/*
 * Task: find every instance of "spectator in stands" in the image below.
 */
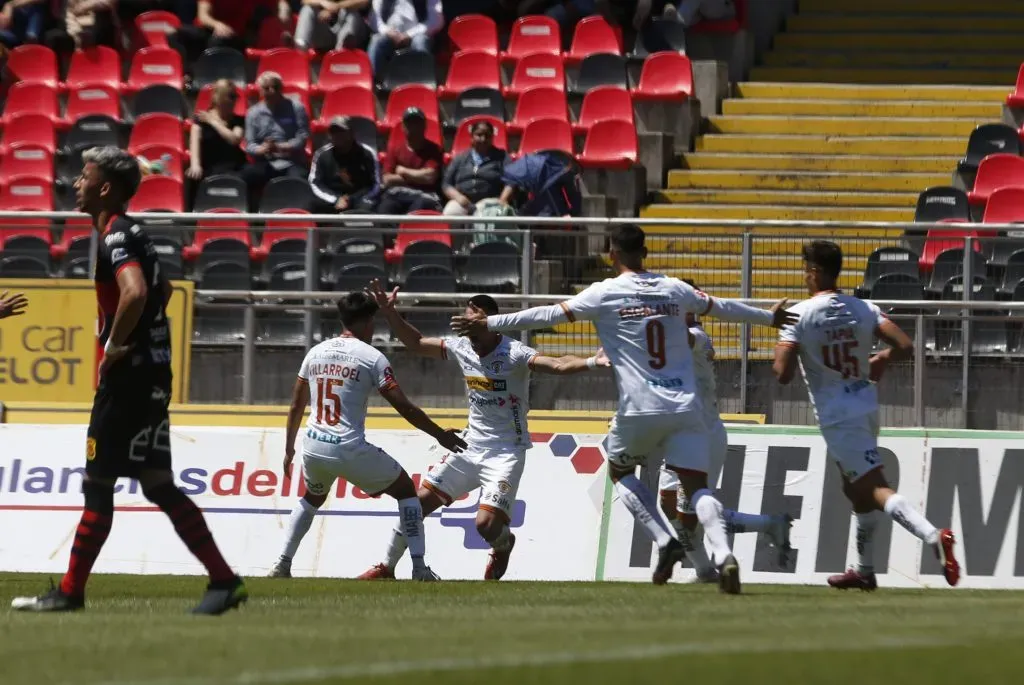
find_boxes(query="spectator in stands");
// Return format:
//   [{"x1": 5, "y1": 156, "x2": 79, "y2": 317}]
[
  {"x1": 366, "y1": 0, "x2": 442, "y2": 76},
  {"x1": 442, "y1": 120, "x2": 506, "y2": 218},
  {"x1": 46, "y1": 0, "x2": 117, "y2": 53},
  {"x1": 595, "y1": 0, "x2": 665, "y2": 30},
  {"x1": 293, "y1": 0, "x2": 369, "y2": 51},
  {"x1": 309, "y1": 116, "x2": 379, "y2": 214},
  {"x1": 187, "y1": 79, "x2": 246, "y2": 182},
  {"x1": 0, "y1": 0, "x2": 46, "y2": 48},
  {"x1": 664, "y1": 0, "x2": 735, "y2": 26},
  {"x1": 497, "y1": 0, "x2": 597, "y2": 40},
  {"x1": 241, "y1": 71, "x2": 311, "y2": 204},
  {"x1": 377, "y1": 107, "x2": 442, "y2": 215},
  {"x1": 178, "y1": 0, "x2": 292, "y2": 62}
]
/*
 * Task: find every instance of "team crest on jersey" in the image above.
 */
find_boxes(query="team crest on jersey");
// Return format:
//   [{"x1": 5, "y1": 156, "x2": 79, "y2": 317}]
[
  {"x1": 486, "y1": 360, "x2": 504, "y2": 375},
  {"x1": 86, "y1": 438, "x2": 96, "y2": 461},
  {"x1": 465, "y1": 376, "x2": 507, "y2": 392}
]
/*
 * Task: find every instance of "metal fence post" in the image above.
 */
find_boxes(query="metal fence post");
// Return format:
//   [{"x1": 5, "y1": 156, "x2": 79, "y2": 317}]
[
  {"x1": 242, "y1": 302, "x2": 255, "y2": 404},
  {"x1": 520, "y1": 228, "x2": 532, "y2": 345},
  {"x1": 914, "y1": 313, "x2": 925, "y2": 427},
  {"x1": 962, "y1": 236, "x2": 973, "y2": 428},
  {"x1": 738, "y1": 232, "x2": 753, "y2": 413},
  {"x1": 303, "y1": 227, "x2": 317, "y2": 349}
]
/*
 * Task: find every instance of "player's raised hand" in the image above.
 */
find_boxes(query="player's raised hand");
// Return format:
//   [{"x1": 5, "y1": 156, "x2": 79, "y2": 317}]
[
  {"x1": 367, "y1": 278, "x2": 399, "y2": 310},
  {"x1": 436, "y1": 428, "x2": 468, "y2": 453},
  {"x1": 0, "y1": 291, "x2": 27, "y2": 320},
  {"x1": 593, "y1": 347, "x2": 611, "y2": 367},
  {"x1": 770, "y1": 299, "x2": 798, "y2": 329},
  {"x1": 450, "y1": 310, "x2": 488, "y2": 337}
]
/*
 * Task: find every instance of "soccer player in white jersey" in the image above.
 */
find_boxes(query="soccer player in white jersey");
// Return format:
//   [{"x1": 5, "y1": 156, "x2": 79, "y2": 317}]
[
  {"x1": 358, "y1": 281, "x2": 609, "y2": 580},
  {"x1": 268, "y1": 292, "x2": 468, "y2": 580},
  {"x1": 658, "y1": 283, "x2": 792, "y2": 582},
  {"x1": 773, "y1": 241, "x2": 960, "y2": 590},
  {"x1": 452, "y1": 224, "x2": 796, "y2": 592}
]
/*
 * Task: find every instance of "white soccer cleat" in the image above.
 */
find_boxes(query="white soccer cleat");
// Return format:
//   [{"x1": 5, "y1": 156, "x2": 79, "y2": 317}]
[
  {"x1": 411, "y1": 565, "x2": 441, "y2": 581},
  {"x1": 766, "y1": 514, "x2": 793, "y2": 566},
  {"x1": 268, "y1": 558, "x2": 292, "y2": 578}
]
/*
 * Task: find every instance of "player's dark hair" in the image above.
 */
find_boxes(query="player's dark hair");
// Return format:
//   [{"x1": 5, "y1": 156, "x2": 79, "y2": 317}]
[
  {"x1": 337, "y1": 291, "x2": 379, "y2": 328},
  {"x1": 82, "y1": 146, "x2": 142, "y2": 201},
  {"x1": 467, "y1": 294, "x2": 499, "y2": 316},
  {"x1": 609, "y1": 224, "x2": 645, "y2": 255},
  {"x1": 802, "y1": 240, "x2": 843, "y2": 280},
  {"x1": 682, "y1": 278, "x2": 697, "y2": 289}
]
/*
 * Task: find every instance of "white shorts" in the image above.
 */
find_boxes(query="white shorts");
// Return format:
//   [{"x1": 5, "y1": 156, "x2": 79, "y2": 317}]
[
  {"x1": 604, "y1": 411, "x2": 709, "y2": 473},
  {"x1": 423, "y1": 445, "x2": 525, "y2": 520},
  {"x1": 658, "y1": 417, "x2": 727, "y2": 493},
  {"x1": 821, "y1": 412, "x2": 881, "y2": 483},
  {"x1": 301, "y1": 435, "x2": 402, "y2": 497}
]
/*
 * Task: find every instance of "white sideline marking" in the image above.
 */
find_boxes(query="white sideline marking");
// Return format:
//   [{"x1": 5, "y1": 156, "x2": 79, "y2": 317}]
[{"x1": 88, "y1": 636, "x2": 955, "y2": 685}]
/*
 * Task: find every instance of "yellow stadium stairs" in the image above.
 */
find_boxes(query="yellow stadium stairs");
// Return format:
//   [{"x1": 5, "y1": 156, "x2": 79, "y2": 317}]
[{"x1": 536, "y1": 0, "x2": 1020, "y2": 360}]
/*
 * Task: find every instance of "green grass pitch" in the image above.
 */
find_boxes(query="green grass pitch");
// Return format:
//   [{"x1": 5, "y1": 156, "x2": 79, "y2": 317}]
[{"x1": 1, "y1": 573, "x2": 1021, "y2": 685}]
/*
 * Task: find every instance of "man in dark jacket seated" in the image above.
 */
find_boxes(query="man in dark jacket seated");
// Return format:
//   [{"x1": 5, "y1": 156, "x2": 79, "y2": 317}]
[{"x1": 309, "y1": 116, "x2": 380, "y2": 214}]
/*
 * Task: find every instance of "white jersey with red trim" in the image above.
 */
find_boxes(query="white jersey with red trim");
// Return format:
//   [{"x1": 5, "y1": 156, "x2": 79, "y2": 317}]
[
  {"x1": 298, "y1": 335, "x2": 398, "y2": 446},
  {"x1": 690, "y1": 325, "x2": 720, "y2": 424},
  {"x1": 562, "y1": 272, "x2": 713, "y2": 417},
  {"x1": 441, "y1": 335, "x2": 537, "y2": 449},
  {"x1": 778, "y1": 292, "x2": 886, "y2": 427}
]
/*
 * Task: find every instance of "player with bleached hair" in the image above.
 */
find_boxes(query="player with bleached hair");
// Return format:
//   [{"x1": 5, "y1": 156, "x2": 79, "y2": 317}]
[
  {"x1": 452, "y1": 224, "x2": 796, "y2": 592},
  {"x1": 773, "y1": 240, "x2": 959, "y2": 590}
]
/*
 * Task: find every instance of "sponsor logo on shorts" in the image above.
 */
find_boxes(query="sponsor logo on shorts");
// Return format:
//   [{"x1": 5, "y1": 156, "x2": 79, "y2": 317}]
[
  {"x1": 85, "y1": 438, "x2": 96, "y2": 461},
  {"x1": 307, "y1": 428, "x2": 342, "y2": 445},
  {"x1": 481, "y1": 490, "x2": 510, "y2": 512},
  {"x1": 465, "y1": 376, "x2": 507, "y2": 392},
  {"x1": 646, "y1": 377, "x2": 684, "y2": 389}
]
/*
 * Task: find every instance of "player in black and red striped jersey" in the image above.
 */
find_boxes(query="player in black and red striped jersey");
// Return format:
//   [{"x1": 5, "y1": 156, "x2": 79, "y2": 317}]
[{"x1": 12, "y1": 147, "x2": 247, "y2": 615}]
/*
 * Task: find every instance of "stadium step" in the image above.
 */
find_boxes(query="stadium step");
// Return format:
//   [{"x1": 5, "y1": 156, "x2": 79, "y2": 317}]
[
  {"x1": 788, "y1": 14, "x2": 1024, "y2": 33},
  {"x1": 734, "y1": 82, "x2": 1008, "y2": 102},
  {"x1": 679, "y1": 153, "x2": 957, "y2": 174},
  {"x1": 597, "y1": 253, "x2": 870, "y2": 272},
  {"x1": 695, "y1": 134, "x2": 967, "y2": 156},
  {"x1": 774, "y1": 32, "x2": 1022, "y2": 52},
  {"x1": 763, "y1": 51, "x2": 1024, "y2": 71},
  {"x1": 641, "y1": 204, "x2": 913, "y2": 222},
  {"x1": 654, "y1": 189, "x2": 919, "y2": 207},
  {"x1": 721, "y1": 99, "x2": 1002, "y2": 118},
  {"x1": 707, "y1": 116, "x2": 989, "y2": 137},
  {"x1": 750, "y1": 67, "x2": 1016, "y2": 86},
  {"x1": 667, "y1": 170, "x2": 949, "y2": 192},
  {"x1": 644, "y1": 236, "x2": 896, "y2": 257}
]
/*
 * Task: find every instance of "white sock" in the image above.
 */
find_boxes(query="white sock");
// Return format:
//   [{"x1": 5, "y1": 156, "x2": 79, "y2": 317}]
[
  {"x1": 723, "y1": 509, "x2": 773, "y2": 534},
  {"x1": 691, "y1": 488, "x2": 732, "y2": 566},
  {"x1": 614, "y1": 475, "x2": 674, "y2": 548},
  {"x1": 490, "y1": 524, "x2": 512, "y2": 551},
  {"x1": 398, "y1": 497, "x2": 426, "y2": 566},
  {"x1": 884, "y1": 493, "x2": 939, "y2": 545},
  {"x1": 384, "y1": 526, "x2": 408, "y2": 571},
  {"x1": 855, "y1": 511, "x2": 879, "y2": 574},
  {"x1": 671, "y1": 520, "x2": 714, "y2": 575},
  {"x1": 281, "y1": 498, "x2": 318, "y2": 560}
]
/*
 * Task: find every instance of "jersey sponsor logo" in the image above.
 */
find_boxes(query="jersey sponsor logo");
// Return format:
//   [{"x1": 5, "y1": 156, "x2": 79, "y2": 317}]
[
  {"x1": 85, "y1": 437, "x2": 96, "y2": 461},
  {"x1": 468, "y1": 395, "x2": 505, "y2": 407},
  {"x1": 104, "y1": 232, "x2": 125, "y2": 247},
  {"x1": 465, "y1": 376, "x2": 507, "y2": 392},
  {"x1": 646, "y1": 377, "x2": 684, "y2": 389},
  {"x1": 618, "y1": 302, "x2": 681, "y2": 320},
  {"x1": 110, "y1": 247, "x2": 128, "y2": 263}
]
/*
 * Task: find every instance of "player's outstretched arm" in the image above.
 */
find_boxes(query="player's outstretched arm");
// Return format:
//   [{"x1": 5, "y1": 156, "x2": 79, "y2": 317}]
[
  {"x1": 869, "y1": 318, "x2": 914, "y2": 382},
  {"x1": 379, "y1": 384, "x2": 468, "y2": 454},
  {"x1": 529, "y1": 348, "x2": 610, "y2": 375},
  {"x1": 283, "y1": 377, "x2": 308, "y2": 474},
  {"x1": 367, "y1": 278, "x2": 445, "y2": 358},
  {"x1": 706, "y1": 297, "x2": 798, "y2": 329},
  {"x1": 0, "y1": 291, "x2": 27, "y2": 320}
]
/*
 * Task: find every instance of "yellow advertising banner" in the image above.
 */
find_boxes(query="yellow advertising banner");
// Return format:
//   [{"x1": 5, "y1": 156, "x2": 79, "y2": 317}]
[{"x1": 0, "y1": 279, "x2": 193, "y2": 403}]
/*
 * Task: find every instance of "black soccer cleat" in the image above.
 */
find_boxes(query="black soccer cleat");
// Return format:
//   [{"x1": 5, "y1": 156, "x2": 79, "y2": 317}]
[
  {"x1": 11, "y1": 579, "x2": 85, "y2": 613},
  {"x1": 191, "y1": 576, "x2": 248, "y2": 616},
  {"x1": 652, "y1": 537, "x2": 686, "y2": 585},
  {"x1": 718, "y1": 554, "x2": 742, "y2": 595}
]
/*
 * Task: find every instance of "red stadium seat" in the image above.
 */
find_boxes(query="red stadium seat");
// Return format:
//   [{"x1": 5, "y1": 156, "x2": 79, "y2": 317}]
[
  {"x1": 1, "y1": 82, "x2": 59, "y2": 124},
  {"x1": 438, "y1": 50, "x2": 502, "y2": 98},
  {"x1": 3, "y1": 45, "x2": 59, "y2": 87},
  {"x1": 572, "y1": 86, "x2": 634, "y2": 135},
  {"x1": 507, "y1": 53, "x2": 565, "y2": 97},
  {"x1": 129, "y1": 113, "x2": 185, "y2": 153},
  {"x1": 983, "y1": 186, "x2": 1024, "y2": 224},
  {"x1": 255, "y1": 209, "x2": 314, "y2": 258},
  {"x1": 502, "y1": 16, "x2": 561, "y2": 64},
  {"x1": 509, "y1": 86, "x2": 568, "y2": 133},
  {"x1": 314, "y1": 85, "x2": 376, "y2": 132},
  {"x1": 128, "y1": 175, "x2": 184, "y2": 212},
  {"x1": 125, "y1": 45, "x2": 184, "y2": 93},
  {"x1": 447, "y1": 14, "x2": 498, "y2": 55},
  {"x1": 133, "y1": 144, "x2": 186, "y2": 182},
  {"x1": 577, "y1": 118, "x2": 638, "y2": 170},
  {"x1": 450, "y1": 116, "x2": 507, "y2": 157},
  {"x1": 183, "y1": 209, "x2": 252, "y2": 261},
  {"x1": 246, "y1": 16, "x2": 300, "y2": 58},
  {"x1": 381, "y1": 84, "x2": 440, "y2": 131},
  {"x1": 0, "y1": 113, "x2": 57, "y2": 154},
  {"x1": 634, "y1": 52, "x2": 694, "y2": 102},
  {"x1": 690, "y1": 0, "x2": 746, "y2": 33},
  {"x1": 919, "y1": 225, "x2": 987, "y2": 273},
  {"x1": 518, "y1": 117, "x2": 574, "y2": 156},
  {"x1": 1008, "y1": 64, "x2": 1024, "y2": 109},
  {"x1": 64, "y1": 46, "x2": 121, "y2": 90},
  {"x1": 0, "y1": 144, "x2": 54, "y2": 184},
  {"x1": 196, "y1": 83, "x2": 248, "y2": 117},
  {"x1": 0, "y1": 174, "x2": 54, "y2": 249},
  {"x1": 63, "y1": 84, "x2": 121, "y2": 126},
  {"x1": 251, "y1": 48, "x2": 311, "y2": 95},
  {"x1": 565, "y1": 15, "x2": 622, "y2": 66},
  {"x1": 133, "y1": 10, "x2": 181, "y2": 48},
  {"x1": 967, "y1": 153, "x2": 1024, "y2": 206},
  {"x1": 386, "y1": 210, "x2": 451, "y2": 263},
  {"x1": 315, "y1": 49, "x2": 373, "y2": 94}
]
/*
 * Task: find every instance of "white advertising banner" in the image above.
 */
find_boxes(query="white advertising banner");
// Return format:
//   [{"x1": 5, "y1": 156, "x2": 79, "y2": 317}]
[{"x1": 1, "y1": 424, "x2": 1022, "y2": 589}]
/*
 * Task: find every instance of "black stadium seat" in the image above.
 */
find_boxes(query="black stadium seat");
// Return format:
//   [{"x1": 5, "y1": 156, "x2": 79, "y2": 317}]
[
  {"x1": 192, "y1": 47, "x2": 246, "y2": 90},
  {"x1": 259, "y1": 177, "x2": 314, "y2": 213},
  {"x1": 572, "y1": 53, "x2": 629, "y2": 94},
  {"x1": 328, "y1": 261, "x2": 386, "y2": 293},
  {"x1": 404, "y1": 263, "x2": 456, "y2": 293},
  {"x1": 194, "y1": 260, "x2": 251, "y2": 340},
  {"x1": 193, "y1": 173, "x2": 248, "y2": 213},
  {"x1": 0, "y1": 255, "x2": 49, "y2": 278},
  {"x1": 461, "y1": 241, "x2": 521, "y2": 290},
  {"x1": 914, "y1": 187, "x2": 970, "y2": 224},
  {"x1": 870, "y1": 273, "x2": 923, "y2": 302},
  {"x1": 263, "y1": 263, "x2": 307, "y2": 343},
  {"x1": 632, "y1": 19, "x2": 687, "y2": 58},
  {"x1": 938, "y1": 276, "x2": 1006, "y2": 354},
  {"x1": 999, "y1": 250, "x2": 1024, "y2": 296},
  {"x1": 958, "y1": 123, "x2": 1021, "y2": 175},
  {"x1": 379, "y1": 49, "x2": 437, "y2": 91},
  {"x1": 856, "y1": 246, "x2": 919, "y2": 298},
  {"x1": 131, "y1": 84, "x2": 187, "y2": 120},
  {"x1": 398, "y1": 241, "x2": 454, "y2": 283},
  {"x1": 926, "y1": 248, "x2": 987, "y2": 295},
  {"x1": 453, "y1": 87, "x2": 506, "y2": 123}
]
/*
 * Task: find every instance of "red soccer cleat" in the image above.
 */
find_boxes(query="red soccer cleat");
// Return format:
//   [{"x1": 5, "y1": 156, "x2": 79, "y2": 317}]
[
  {"x1": 936, "y1": 528, "x2": 960, "y2": 587},
  {"x1": 828, "y1": 568, "x2": 878, "y2": 591},
  {"x1": 484, "y1": 533, "x2": 516, "y2": 580},
  {"x1": 357, "y1": 563, "x2": 395, "y2": 580}
]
